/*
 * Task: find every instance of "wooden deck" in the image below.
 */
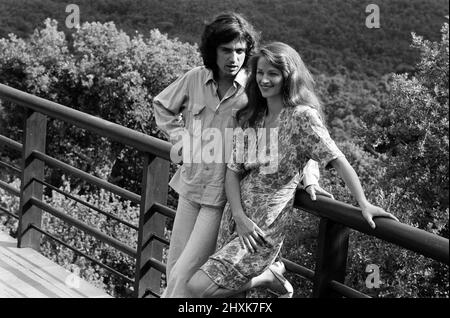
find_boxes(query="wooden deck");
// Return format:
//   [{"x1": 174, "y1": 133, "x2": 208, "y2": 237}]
[{"x1": 0, "y1": 231, "x2": 112, "y2": 298}]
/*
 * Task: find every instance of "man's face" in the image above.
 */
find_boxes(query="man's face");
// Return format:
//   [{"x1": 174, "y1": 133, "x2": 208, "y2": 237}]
[{"x1": 216, "y1": 39, "x2": 247, "y2": 80}]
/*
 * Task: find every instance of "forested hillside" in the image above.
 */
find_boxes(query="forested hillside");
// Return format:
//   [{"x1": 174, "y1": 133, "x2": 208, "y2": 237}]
[{"x1": 1, "y1": 0, "x2": 448, "y2": 78}]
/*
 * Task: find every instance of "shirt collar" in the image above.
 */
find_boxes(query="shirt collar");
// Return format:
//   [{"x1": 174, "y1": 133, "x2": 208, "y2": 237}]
[
  {"x1": 234, "y1": 68, "x2": 247, "y2": 88},
  {"x1": 204, "y1": 68, "x2": 248, "y2": 88},
  {"x1": 204, "y1": 68, "x2": 215, "y2": 85}
]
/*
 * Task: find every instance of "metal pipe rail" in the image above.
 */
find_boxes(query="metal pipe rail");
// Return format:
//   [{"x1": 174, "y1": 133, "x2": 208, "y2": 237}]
[
  {"x1": 150, "y1": 202, "x2": 176, "y2": 219},
  {"x1": 32, "y1": 150, "x2": 141, "y2": 203},
  {"x1": 28, "y1": 225, "x2": 135, "y2": 284},
  {"x1": 33, "y1": 178, "x2": 139, "y2": 231},
  {"x1": 0, "y1": 135, "x2": 22, "y2": 152},
  {"x1": 0, "y1": 206, "x2": 19, "y2": 219},
  {"x1": 30, "y1": 197, "x2": 137, "y2": 258},
  {"x1": 0, "y1": 179, "x2": 20, "y2": 197},
  {"x1": 0, "y1": 160, "x2": 21, "y2": 174}
]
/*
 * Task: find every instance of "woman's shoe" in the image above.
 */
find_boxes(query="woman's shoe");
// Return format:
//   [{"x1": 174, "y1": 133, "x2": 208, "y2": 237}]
[{"x1": 266, "y1": 262, "x2": 294, "y2": 298}]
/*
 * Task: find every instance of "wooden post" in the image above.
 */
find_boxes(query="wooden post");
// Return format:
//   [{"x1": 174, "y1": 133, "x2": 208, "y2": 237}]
[
  {"x1": 135, "y1": 154, "x2": 169, "y2": 298},
  {"x1": 313, "y1": 218, "x2": 350, "y2": 298},
  {"x1": 18, "y1": 110, "x2": 47, "y2": 250}
]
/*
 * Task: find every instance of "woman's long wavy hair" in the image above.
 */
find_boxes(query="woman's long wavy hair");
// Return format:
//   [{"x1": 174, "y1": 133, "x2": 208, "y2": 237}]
[{"x1": 236, "y1": 42, "x2": 323, "y2": 127}]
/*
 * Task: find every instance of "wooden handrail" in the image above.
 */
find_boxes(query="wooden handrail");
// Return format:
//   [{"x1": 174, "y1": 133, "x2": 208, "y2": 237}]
[
  {"x1": 295, "y1": 191, "x2": 449, "y2": 265},
  {"x1": 0, "y1": 84, "x2": 172, "y2": 161}
]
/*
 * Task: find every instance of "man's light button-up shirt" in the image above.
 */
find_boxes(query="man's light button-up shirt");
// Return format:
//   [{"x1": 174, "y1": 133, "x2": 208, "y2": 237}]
[{"x1": 153, "y1": 66, "x2": 248, "y2": 207}]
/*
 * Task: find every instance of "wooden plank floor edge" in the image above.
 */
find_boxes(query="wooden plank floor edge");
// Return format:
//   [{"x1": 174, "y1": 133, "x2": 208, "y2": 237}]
[{"x1": 0, "y1": 231, "x2": 112, "y2": 298}]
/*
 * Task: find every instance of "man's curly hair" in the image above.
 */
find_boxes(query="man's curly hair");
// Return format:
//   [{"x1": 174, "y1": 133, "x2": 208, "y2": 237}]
[{"x1": 200, "y1": 12, "x2": 260, "y2": 76}]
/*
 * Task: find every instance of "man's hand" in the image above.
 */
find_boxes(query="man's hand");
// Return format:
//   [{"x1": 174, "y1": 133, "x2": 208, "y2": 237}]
[{"x1": 305, "y1": 184, "x2": 334, "y2": 201}]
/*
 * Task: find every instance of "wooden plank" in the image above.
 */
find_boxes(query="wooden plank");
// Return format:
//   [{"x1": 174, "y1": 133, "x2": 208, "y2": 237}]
[
  {"x1": 312, "y1": 218, "x2": 350, "y2": 298},
  {"x1": 135, "y1": 155, "x2": 170, "y2": 298},
  {"x1": 18, "y1": 110, "x2": 46, "y2": 250},
  {"x1": 0, "y1": 231, "x2": 112, "y2": 298}
]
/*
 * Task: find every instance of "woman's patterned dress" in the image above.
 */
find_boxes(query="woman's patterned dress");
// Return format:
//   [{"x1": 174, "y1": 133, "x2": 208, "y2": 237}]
[{"x1": 200, "y1": 105, "x2": 345, "y2": 290}]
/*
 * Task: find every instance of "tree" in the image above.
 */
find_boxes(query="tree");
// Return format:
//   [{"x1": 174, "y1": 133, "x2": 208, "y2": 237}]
[
  {"x1": 365, "y1": 20, "x2": 449, "y2": 232},
  {"x1": 357, "y1": 19, "x2": 449, "y2": 298},
  {"x1": 0, "y1": 19, "x2": 202, "y2": 195}
]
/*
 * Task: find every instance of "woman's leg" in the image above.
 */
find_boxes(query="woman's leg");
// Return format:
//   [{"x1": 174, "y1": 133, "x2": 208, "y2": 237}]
[
  {"x1": 163, "y1": 203, "x2": 223, "y2": 298},
  {"x1": 188, "y1": 262, "x2": 292, "y2": 298},
  {"x1": 187, "y1": 270, "x2": 260, "y2": 298}
]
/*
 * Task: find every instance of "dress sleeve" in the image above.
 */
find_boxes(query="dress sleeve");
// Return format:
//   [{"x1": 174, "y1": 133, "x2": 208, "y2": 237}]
[{"x1": 293, "y1": 107, "x2": 345, "y2": 169}]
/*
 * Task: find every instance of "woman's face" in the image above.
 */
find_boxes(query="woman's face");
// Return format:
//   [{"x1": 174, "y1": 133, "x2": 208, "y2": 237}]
[{"x1": 256, "y1": 57, "x2": 284, "y2": 99}]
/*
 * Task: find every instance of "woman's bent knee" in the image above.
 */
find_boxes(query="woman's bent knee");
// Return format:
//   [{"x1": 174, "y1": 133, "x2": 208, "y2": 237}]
[{"x1": 187, "y1": 271, "x2": 217, "y2": 298}]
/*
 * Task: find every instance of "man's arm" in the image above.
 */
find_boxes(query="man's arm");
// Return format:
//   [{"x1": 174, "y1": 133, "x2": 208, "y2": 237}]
[{"x1": 153, "y1": 72, "x2": 190, "y2": 144}]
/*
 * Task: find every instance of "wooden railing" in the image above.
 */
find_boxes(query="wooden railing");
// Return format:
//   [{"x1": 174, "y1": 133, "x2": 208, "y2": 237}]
[
  {"x1": 0, "y1": 83, "x2": 172, "y2": 298},
  {"x1": 0, "y1": 83, "x2": 448, "y2": 298}
]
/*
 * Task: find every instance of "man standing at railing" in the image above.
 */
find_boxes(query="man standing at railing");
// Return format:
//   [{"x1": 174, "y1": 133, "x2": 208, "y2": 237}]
[{"x1": 152, "y1": 12, "x2": 332, "y2": 298}]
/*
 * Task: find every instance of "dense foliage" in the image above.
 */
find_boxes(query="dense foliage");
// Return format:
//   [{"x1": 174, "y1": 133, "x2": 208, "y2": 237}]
[
  {"x1": 285, "y1": 21, "x2": 449, "y2": 298},
  {"x1": 0, "y1": 18, "x2": 200, "y2": 197},
  {"x1": 364, "y1": 22, "x2": 449, "y2": 232}
]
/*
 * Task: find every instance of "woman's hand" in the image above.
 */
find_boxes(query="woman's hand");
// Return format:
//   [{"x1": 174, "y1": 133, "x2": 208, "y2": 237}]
[
  {"x1": 360, "y1": 202, "x2": 399, "y2": 229},
  {"x1": 330, "y1": 157, "x2": 399, "y2": 229},
  {"x1": 234, "y1": 214, "x2": 269, "y2": 253},
  {"x1": 305, "y1": 184, "x2": 334, "y2": 201}
]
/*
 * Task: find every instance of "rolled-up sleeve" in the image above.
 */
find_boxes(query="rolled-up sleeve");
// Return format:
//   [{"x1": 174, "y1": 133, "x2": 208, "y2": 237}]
[
  {"x1": 153, "y1": 71, "x2": 190, "y2": 143},
  {"x1": 300, "y1": 159, "x2": 320, "y2": 188}
]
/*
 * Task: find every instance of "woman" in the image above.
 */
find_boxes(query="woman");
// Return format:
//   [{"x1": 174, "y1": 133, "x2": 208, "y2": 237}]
[{"x1": 186, "y1": 42, "x2": 399, "y2": 298}]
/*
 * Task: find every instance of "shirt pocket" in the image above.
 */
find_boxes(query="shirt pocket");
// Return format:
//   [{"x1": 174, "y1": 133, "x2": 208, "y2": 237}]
[{"x1": 185, "y1": 103, "x2": 207, "y2": 137}]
